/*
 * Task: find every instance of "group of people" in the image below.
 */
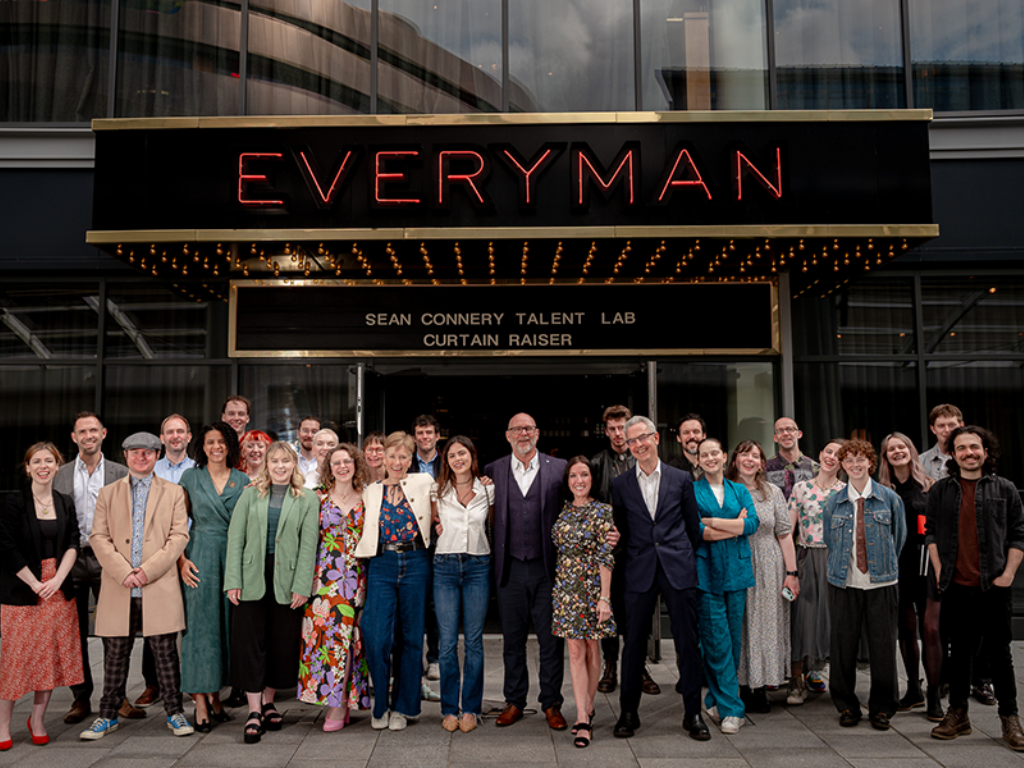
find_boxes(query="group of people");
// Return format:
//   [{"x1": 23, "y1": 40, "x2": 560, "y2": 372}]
[{"x1": 2, "y1": 397, "x2": 1023, "y2": 754}]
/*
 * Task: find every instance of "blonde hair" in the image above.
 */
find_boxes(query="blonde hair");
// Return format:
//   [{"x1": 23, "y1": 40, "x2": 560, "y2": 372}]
[
  {"x1": 384, "y1": 430, "x2": 416, "y2": 456},
  {"x1": 255, "y1": 441, "x2": 306, "y2": 498}
]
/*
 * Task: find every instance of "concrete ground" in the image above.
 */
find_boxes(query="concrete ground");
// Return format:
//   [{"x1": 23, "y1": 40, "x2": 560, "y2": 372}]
[{"x1": 2, "y1": 638, "x2": 1024, "y2": 768}]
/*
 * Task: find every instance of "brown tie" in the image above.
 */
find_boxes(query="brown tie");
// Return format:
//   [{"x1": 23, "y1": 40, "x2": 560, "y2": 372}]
[{"x1": 855, "y1": 497, "x2": 868, "y2": 574}]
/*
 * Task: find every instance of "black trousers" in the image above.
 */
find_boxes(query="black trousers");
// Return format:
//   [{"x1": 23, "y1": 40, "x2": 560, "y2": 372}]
[
  {"x1": 828, "y1": 583, "x2": 899, "y2": 718},
  {"x1": 600, "y1": 562, "x2": 627, "y2": 662},
  {"x1": 70, "y1": 548, "x2": 103, "y2": 703},
  {"x1": 496, "y1": 557, "x2": 564, "y2": 711},
  {"x1": 620, "y1": 561, "x2": 700, "y2": 715},
  {"x1": 230, "y1": 555, "x2": 303, "y2": 693},
  {"x1": 942, "y1": 581, "x2": 1018, "y2": 716}
]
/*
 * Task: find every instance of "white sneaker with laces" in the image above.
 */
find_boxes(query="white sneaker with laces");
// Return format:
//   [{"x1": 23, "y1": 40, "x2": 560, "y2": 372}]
[
  {"x1": 721, "y1": 716, "x2": 744, "y2": 734},
  {"x1": 389, "y1": 712, "x2": 408, "y2": 731}
]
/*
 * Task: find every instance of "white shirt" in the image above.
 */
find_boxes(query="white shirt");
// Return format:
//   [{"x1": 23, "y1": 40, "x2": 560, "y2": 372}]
[
  {"x1": 297, "y1": 451, "x2": 318, "y2": 477},
  {"x1": 708, "y1": 482, "x2": 725, "y2": 506},
  {"x1": 432, "y1": 479, "x2": 495, "y2": 555},
  {"x1": 636, "y1": 460, "x2": 662, "y2": 520},
  {"x1": 511, "y1": 453, "x2": 539, "y2": 496},
  {"x1": 74, "y1": 453, "x2": 106, "y2": 546},
  {"x1": 845, "y1": 479, "x2": 896, "y2": 590},
  {"x1": 303, "y1": 469, "x2": 321, "y2": 489}
]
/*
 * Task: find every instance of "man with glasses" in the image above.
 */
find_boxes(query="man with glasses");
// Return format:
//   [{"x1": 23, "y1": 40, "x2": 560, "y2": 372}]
[
  {"x1": 612, "y1": 416, "x2": 709, "y2": 741},
  {"x1": 766, "y1": 417, "x2": 819, "y2": 501},
  {"x1": 485, "y1": 413, "x2": 568, "y2": 730}
]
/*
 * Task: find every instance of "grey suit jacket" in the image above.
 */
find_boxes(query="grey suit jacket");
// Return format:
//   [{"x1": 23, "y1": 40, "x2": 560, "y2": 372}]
[{"x1": 54, "y1": 454, "x2": 129, "y2": 497}]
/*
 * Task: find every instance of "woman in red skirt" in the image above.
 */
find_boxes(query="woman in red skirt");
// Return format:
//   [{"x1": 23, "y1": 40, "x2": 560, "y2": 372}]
[{"x1": 0, "y1": 442, "x2": 84, "y2": 749}]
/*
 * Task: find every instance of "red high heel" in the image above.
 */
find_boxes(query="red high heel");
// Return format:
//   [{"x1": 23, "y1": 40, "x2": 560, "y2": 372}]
[
  {"x1": 27, "y1": 718, "x2": 49, "y2": 746},
  {"x1": 0, "y1": 738, "x2": 12, "y2": 751}
]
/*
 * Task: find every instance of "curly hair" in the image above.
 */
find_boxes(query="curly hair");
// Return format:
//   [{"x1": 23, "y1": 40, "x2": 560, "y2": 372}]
[
  {"x1": 945, "y1": 425, "x2": 999, "y2": 477},
  {"x1": 192, "y1": 421, "x2": 241, "y2": 468},
  {"x1": 837, "y1": 438, "x2": 877, "y2": 475},
  {"x1": 320, "y1": 444, "x2": 367, "y2": 495}
]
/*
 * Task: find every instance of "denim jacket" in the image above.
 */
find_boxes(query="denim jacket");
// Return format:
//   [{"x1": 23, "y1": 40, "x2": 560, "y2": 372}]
[{"x1": 822, "y1": 482, "x2": 906, "y2": 587}]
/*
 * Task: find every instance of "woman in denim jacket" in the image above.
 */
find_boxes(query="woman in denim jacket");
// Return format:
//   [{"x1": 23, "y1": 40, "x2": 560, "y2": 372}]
[{"x1": 822, "y1": 439, "x2": 906, "y2": 731}]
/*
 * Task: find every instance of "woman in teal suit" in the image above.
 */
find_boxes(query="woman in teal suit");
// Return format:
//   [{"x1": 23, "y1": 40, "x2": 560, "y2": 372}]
[
  {"x1": 178, "y1": 422, "x2": 249, "y2": 730},
  {"x1": 693, "y1": 438, "x2": 759, "y2": 735},
  {"x1": 225, "y1": 442, "x2": 319, "y2": 744}
]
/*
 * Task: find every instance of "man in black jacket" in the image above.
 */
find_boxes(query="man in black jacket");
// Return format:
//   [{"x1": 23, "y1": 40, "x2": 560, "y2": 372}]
[{"x1": 926, "y1": 426, "x2": 1024, "y2": 750}]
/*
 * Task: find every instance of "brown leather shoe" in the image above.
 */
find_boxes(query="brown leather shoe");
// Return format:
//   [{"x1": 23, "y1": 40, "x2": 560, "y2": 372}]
[
  {"x1": 119, "y1": 698, "x2": 147, "y2": 719},
  {"x1": 1002, "y1": 714, "x2": 1024, "y2": 751},
  {"x1": 642, "y1": 668, "x2": 661, "y2": 696},
  {"x1": 545, "y1": 706, "x2": 568, "y2": 730},
  {"x1": 135, "y1": 685, "x2": 160, "y2": 708},
  {"x1": 64, "y1": 700, "x2": 91, "y2": 724},
  {"x1": 597, "y1": 660, "x2": 617, "y2": 693},
  {"x1": 931, "y1": 707, "x2": 971, "y2": 740},
  {"x1": 495, "y1": 703, "x2": 523, "y2": 727}
]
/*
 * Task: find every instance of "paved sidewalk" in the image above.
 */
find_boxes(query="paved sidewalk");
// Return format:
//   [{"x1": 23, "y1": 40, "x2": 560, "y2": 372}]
[{"x1": 2, "y1": 638, "x2": 1024, "y2": 768}]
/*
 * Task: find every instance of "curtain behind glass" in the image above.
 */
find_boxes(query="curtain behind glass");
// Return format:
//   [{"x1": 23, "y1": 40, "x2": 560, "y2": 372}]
[
  {"x1": 0, "y1": 0, "x2": 110, "y2": 121},
  {"x1": 910, "y1": 0, "x2": 1024, "y2": 111},
  {"x1": 640, "y1": 0, "x2": 767, "y2": 110},
  {"x1": 508, "y1": 0, "x2": 634, "y2": 112},
  {"x1": 774, "y1": 0, "x2": 905, "y2": 109},
  {"x1": 116, "y1": 0, "x2": 240, "y2": 116}
]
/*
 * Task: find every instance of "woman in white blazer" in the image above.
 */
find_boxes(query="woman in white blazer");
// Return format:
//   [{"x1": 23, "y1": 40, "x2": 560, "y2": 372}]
[{"x1": 354, "y1": 431, "x2": 433, "y2": 732}]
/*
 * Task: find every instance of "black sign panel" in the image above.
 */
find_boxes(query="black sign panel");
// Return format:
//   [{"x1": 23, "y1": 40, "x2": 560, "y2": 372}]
[
  {"x1": 93, "y1": 116, "x2": 932, "y2": 233},
  {"x1": 232, "y1": 283, "x2": 775, "y2": 356}
]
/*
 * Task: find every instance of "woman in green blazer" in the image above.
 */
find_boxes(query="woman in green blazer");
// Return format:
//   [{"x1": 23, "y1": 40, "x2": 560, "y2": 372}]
[{"x1": 225, "y1": 442, "x2": 318, "y2": 745}]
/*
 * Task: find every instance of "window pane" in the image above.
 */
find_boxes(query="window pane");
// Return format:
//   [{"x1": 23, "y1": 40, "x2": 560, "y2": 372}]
[
  {"x1": 103, "y1": 282, "x2": 210, "y2": 359},
  {"x1": 377, "y1": 0, "x2": 502, "y2": 114},
  {"x1": 792, "y1": 278, "x2": 915, "y2": 356},
  {"x1": 640, "y1": 0, "x2": 767, "y2": 110},
  {"x1": 116, "y1": 0, "x2": 241, "y2": 117},
  {"x1": 247, "y1": 0, "x2": 371, "y2": 115},
  {"x1": 774, "y1": 0, "x2": 905, "y2": 109},
  {"x1": 921, "y1": 278, "x2": 1024, "y2": 355},
  {"x1": 910, "y1": 0, "x2": 1024, "y2": 111},
  {"x1": 0, "y1": 366, "x2": 95, "y2": 491},
  {"x1": 508, "y1": 0, "x2": 633, "y2": 112},
  {"x1": 0, "y1": 284, "x2": 99, "y2": 359},
  {"x1": 239, "y1": 364, "x2": 356, "y2": 444}
]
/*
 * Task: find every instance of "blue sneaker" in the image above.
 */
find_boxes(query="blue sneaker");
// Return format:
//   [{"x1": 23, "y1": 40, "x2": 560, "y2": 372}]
[
  {"x1": 167, "y1": 713, "x2": 195, "y2": 737},
  {"x1": 80, "y1": 717, "x2": 118, "y2": 740},
  {"x1": 806, "y1": 672, "x2": 827, "y2": 694}
]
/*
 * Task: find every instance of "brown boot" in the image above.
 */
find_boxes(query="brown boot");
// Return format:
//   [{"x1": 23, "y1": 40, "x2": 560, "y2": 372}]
[
  {"x1": 1001, "y1": 714, "x2": 1024, "y2": 751},
  {"x1": 597, "y1": 660, "x2": 617, "y2": 693},
  {"x1": 931, "y1": 707, "x2": 971, "y2": 740}
]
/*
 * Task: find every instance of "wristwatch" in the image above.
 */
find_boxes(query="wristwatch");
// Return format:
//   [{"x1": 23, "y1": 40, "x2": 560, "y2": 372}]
[{"x1": 785, "y1": 570, "x2": 798, "y2": 577}]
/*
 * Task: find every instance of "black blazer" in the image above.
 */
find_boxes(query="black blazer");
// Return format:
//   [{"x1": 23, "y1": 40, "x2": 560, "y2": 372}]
[{"x1": 0, "y1": 489, "x2": 80, "y2": 606}]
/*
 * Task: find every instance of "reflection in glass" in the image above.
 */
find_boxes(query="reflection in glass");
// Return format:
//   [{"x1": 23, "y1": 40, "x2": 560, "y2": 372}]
[
  {"x1": 104, "y1": 364, "x2": 230, "y2": 439},
  {"x1": 508, "y1": 0, "x2": 633, "y2": 112},
  {"x1": 104, "y1": 283, "x2": 209, "y2": 359},
  {"x1": 116, "y1": 0, "x2": 240, "y2": 117},
  {"x1": 0, "y1": 0, "x2": 111, "y2": 121},
  {"x1": 640, "y1": 0, "x2": 767, "y2": 110},
  {"x1": 0, "y1": 284, "x2": 100, "y2": 359},
  {"x1": 910, "y1": 0, "x2": 1024, "y2": 111},
  {"x1": 774, "y1": 0, "x2": 905, "y2": 109},
  {"x1": 792, "y1": 278, "x2": 915, "y2": 356},
  {"x1": 239, "y1": 364, "x2": 355, "y2": 444},
  {"x1": 377, "y1": 0, "x2": 503, "y2": 114},
  {"x1": 921, "y1": 278, "x2": 1024, "y2": 355},
  {"x1": 247, "y1": 0, "x2": 370, "y2": 115}
]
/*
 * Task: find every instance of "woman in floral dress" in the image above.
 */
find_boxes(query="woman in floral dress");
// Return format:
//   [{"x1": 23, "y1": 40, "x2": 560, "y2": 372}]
[
  {"x1": 551, "y1": 456, "x2": 615, "y2": 749},
  {"x1": 785, "y1": 438, "x2": 846, "y2": 705},
  {"x1": 298, "y1": 445, "x2": 370, "y2": 731}
]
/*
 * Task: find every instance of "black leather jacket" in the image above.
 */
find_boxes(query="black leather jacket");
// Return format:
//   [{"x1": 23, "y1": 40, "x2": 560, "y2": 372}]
[
  {"x1": 590, "y1": 448, "x2": 635, "y2": 505},
  {"x1": 924, "y1": 473, "x2": 1024, "y2": 592}
]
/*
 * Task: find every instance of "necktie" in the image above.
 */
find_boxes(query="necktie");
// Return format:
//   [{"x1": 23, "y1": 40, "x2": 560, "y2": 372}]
[{"x1": 855, "y1": 497, "x2": 868, "y2": 574}]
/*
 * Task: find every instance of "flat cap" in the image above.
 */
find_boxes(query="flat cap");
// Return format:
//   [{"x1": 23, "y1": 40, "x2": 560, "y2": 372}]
[{"x1": 122, "y1": 432, "x2": 161, "y2": 452}]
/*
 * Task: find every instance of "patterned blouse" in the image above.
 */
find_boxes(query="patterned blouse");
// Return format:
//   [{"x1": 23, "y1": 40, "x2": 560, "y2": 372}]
[
  {"x1": 378, "y1": 493, "x2": 419, "y2": 543},
  {"x1": 787, "y1": 478, "x2": 846, "y2": 546}
]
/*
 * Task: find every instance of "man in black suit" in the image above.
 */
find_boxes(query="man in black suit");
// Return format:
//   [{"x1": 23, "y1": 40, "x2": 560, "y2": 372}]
[
  {"x1": 612, "y1": 415, "x2": 709, "y2": 740},
  {"x1": 485, "y1": 412, "x2": 568, "y2": 730}
]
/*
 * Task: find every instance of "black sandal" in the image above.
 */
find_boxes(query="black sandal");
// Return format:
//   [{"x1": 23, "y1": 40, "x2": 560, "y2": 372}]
[
  {"x1": 243, "y1": 712, "x2": 264, "y2": 744},
  {"x1": 262, "y1": 702, "x2": 283, "y2": 731},
  {"x1": 573, "y1": 722, "x2": 592, "y2": 748}
]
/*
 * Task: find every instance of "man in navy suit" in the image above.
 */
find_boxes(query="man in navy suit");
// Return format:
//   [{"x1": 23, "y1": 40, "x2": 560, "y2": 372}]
[
  {"x1": 485, "y1": 412, "x2": 568, "y2": 730},
  {"x1": 612, "y1": 415, "x2": 710, "y2": 740}
]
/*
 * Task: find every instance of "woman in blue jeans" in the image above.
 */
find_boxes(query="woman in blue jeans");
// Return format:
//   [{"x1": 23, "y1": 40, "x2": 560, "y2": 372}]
[
  {"x1": 353, "y1": 432, "x2": 434, "y2": 732},
  {"x1": 430, "y1": 436, "x2": 494, "y2": 733}
]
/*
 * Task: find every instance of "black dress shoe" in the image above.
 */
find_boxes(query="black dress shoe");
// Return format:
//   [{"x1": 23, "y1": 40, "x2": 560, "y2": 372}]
[
  {"x1": 683, "y1": 712, "x2": 711, "y2": 741},
  {"x1": 972, "y1": 682, "x2": 997, "y2": 706},
  {"x1": 870, "y1": 712, "x2": 891, "y2": 731},
  {"x1": 839, "y1": 709, "x2": 862, "y2": 727},
  {"x1": 613, "y1": 711, "x2": 640, "y2": 738}
]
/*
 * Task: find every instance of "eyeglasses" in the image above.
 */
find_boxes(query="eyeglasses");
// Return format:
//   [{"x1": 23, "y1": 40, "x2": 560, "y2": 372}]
[
  {"x1": 332, "y1": 459, "x2": 355, "y2": 466},
  {"x1": 625, "y1": 432, "x2": 657, "y2": 447},
  {"x1": 843, "y1": 456, "x2": 870, "y2": 465},
  {"x1": 774, "y1": 426, "x2": 800, "y2": 435},
  {"x1": 508, "y1": 426, "x2": 537, "y2": 435}
]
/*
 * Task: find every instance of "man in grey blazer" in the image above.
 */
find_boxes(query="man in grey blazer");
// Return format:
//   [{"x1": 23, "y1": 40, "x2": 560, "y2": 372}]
[
  {"x1": 53, "y1": 412, "x2": 131, "y2": 724},
  {"x1": 485, "y1": 412, "x2": 568, "y2": 730}
]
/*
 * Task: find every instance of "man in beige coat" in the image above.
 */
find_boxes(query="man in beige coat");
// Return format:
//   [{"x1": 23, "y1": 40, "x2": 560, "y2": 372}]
[{"x1": 81, "y1": 432, "x2": 194, "y2": 740}]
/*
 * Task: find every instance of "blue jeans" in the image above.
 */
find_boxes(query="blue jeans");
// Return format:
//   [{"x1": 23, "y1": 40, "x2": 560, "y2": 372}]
[
  {"x1": 433, "y1": 553, "x2": 491, "y2": 717},
  {"x1": 362, "y1": 548, "x2": 430, "y2": 719}
]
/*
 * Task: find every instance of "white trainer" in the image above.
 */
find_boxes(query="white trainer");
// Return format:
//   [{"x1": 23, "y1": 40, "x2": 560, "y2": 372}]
[
  {"x1": 371, "y1": 712, "x2": 390, "y2": 730},
  {"x1": 721, "y1": 716, "x2": 745, "y2": 734},
  {"x1": 389, "y1": 712, "x2": 408, "y2": 731}
]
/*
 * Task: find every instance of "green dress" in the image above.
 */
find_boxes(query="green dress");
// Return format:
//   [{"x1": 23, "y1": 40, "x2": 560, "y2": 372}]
[{"x1": 179, "y1": 466, "x2": 250, "y2": 693}]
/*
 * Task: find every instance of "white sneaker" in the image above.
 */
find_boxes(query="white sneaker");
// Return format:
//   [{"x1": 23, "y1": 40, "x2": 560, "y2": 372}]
[
  {"x1": 787, "y1": 676, "x2": 807, "y2": 705},
  {"x1": 389, "y1": 712, "x2": 408, "y2": 731},
  {"x1": 426, "y1": 662, "x2": 440, "y2": 681},
  {"x1": 705, "y1": 706, "x2": 721, "y2": 725},
  {"x1": 371, "y1": 712, "x2": 390, "y2": 730},
  {"x1": 721, "y1": 716, "x2": 745, "y2": 734}
]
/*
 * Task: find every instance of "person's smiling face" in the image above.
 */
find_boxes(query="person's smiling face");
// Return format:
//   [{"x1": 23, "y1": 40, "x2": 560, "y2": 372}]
[{"x1": 267, "y1": 448, "x2": 296, "y2": 484}]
